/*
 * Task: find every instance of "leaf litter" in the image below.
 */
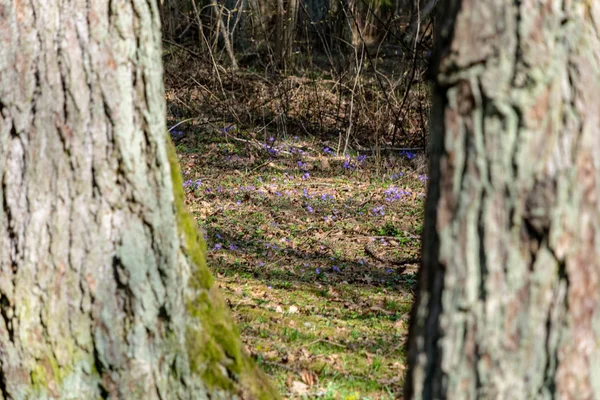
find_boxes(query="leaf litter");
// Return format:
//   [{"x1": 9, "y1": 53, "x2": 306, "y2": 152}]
[{"x1": 175, "y1": 127, "x2": 425, "y2": 399}]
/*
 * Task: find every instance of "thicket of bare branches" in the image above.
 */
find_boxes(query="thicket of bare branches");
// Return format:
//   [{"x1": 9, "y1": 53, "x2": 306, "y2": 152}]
[{"x1": 160, "y1": 0, "x2": 437, "y2": 156}]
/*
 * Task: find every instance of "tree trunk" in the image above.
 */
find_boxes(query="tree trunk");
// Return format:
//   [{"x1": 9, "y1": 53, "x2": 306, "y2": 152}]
[
  {"x1": 160, "y1": 0, "x2": 186, "y2": 41},
  {"x1": 406, "y1": 0, "x2": 600, "y2": 398},
  {"x1": 0, "y1": 1, "x2": 276, "y2": 398},
  {"x1": 212, "y1": 0, "x2": 239, "y2": 70}
]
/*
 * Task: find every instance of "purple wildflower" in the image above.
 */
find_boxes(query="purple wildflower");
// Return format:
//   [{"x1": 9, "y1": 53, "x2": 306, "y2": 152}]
[
  {"x1": 384, "y1": 187, "x2": 409, "y2": 202},
  {"x1": 170, "y1": 130, "x2": 184, "y2": 140},
  {"x1": 343, "y1": 158, "x2": 354, "y2": 170},
  {"x1": 399, "y1": 150, "x2": 417, "y2": 160},
  {"x1": 372, "y1": 206, "x2": 385, "y2": 216}
]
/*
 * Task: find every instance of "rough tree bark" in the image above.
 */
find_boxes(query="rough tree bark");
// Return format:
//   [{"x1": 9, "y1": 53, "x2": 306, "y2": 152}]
[
  {"x1": 406, "y1": 0, "x2": 600, "y2": 398},
  {"x1": 0, "y1": 1, "x2": 276, "y2": 398}
]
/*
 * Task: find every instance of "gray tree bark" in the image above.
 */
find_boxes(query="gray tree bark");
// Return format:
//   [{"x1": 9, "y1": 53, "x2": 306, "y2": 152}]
[
  {"x1": 0, "y1": 1, "x2": 276, "y2": 399},
  {"x1": 406, "y1": 0, "x2": 600, "y2": 399}
]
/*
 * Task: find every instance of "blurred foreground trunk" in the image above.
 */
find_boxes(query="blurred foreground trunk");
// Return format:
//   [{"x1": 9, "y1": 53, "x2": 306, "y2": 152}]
[
  {"x1": 406, "y1": 0, "x2": 600, "y2": 398},
  {"x1": 0, "y1": 1, "x2": 276, "y2": 398}
]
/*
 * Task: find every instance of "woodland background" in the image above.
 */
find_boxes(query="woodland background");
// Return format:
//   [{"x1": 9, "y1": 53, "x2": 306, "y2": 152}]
[{"x1": 160, "y1": 0, "x2": 436, "y2": 397}]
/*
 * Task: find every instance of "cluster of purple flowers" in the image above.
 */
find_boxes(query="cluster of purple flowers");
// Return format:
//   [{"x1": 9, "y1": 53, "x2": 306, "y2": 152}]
[
  {"x1": 290, "y1": 147, "x2": 308, "y2": 156},
  {"x1": 383, "y1": 187, "x2": 410, "y2": 202},
  {"x1": 343, "y1": 157, "x2": 355, "y2": 170},
  {"x1": 372, "y1": 206, "x2": 385, "y2": 216},
  {"x1": 170, "y1": 130, "x2": 185, "y2": 140},
  {"x1": 263, "y1": 144, "x2": 279, "y2": 156},
  {"x1": 183, "y1": 179, "x2": 203, "y2": 190},
  {"x1": 399, "y1": 150, "x2": 416, "y2": 160},
  {"x1": 212, "y1": 242, "x2": 239, "y2": 251},
  {"x1": 323, "y1": 147, "x2": 335, "y2": 155},
  {"x1": 320, "y1": 193, "x2": 335, "y2": 202},
  {"x1": 343, "y1": 154, "x2": 367, "y2": 171},
  {"x1": 297, "y1": 161, "x2": 308, "y2": 170},
  {"x1": 391, "y1": 172, "x2": 404, "y2": 180},
  {"x1": 264, "y1": 242, "x2": 279, "y2": 252},
  {"x1": 418, "y1": 174, "x2": 428, "y2": 182}
]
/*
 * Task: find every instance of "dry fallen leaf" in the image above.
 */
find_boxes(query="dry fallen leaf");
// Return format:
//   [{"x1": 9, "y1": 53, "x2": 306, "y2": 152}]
[
  {"x1": 290, "y1": 381, "x2": 309, "y2": 395},
  {"x1": 300, "y1": 369, "x2": 318, "y2": 387}
]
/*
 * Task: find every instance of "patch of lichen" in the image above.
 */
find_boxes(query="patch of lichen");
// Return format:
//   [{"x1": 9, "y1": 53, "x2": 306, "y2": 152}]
[
  {"x1": 166, "y1": 135, "x2": 279, "y2": 400},
  {"x1": 29, "y1": 352, "x2": 76, "y2": 397}
]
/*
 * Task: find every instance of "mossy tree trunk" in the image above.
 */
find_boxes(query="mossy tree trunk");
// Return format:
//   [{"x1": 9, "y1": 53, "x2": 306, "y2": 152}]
[
  {"x1": 406, "y1": 0, "x2": 600, "y2": 398},
  {"x1": 0, "y1": 1, "x2": 276, "y2": 399}
]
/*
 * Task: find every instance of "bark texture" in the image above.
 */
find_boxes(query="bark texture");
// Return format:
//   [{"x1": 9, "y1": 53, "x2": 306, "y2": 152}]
[
  {"x1": 0, "y1": 1, "x2": 276, "y2": 399},
  {"x1": 406, "y1": 0, "x2": 600, "y2": 398}
]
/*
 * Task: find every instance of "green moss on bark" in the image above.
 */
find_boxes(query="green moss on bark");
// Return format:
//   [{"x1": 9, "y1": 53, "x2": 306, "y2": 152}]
[
  {"x1": 167, "y1": 136, "x2": 213, "y2": 290},
  {"x1": 166, "y1": 136, "x2": 279, "y2": 400}
]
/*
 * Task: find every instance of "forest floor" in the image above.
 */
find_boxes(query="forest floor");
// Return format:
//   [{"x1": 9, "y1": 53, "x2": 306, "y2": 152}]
[
  {"x1": 173, "y1": 128, "x2": 426, "y2": 399},
  {"x1": 165, "y1": 46, "x2": 430, "y2": 398}
]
